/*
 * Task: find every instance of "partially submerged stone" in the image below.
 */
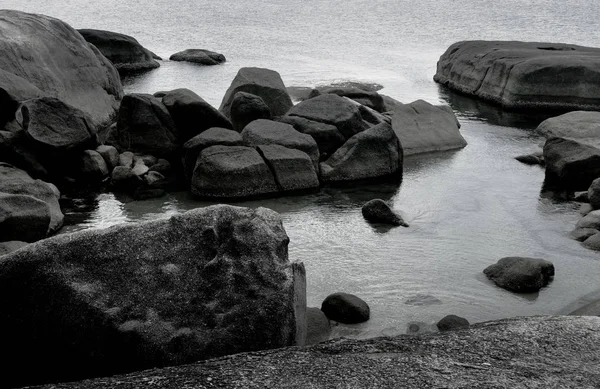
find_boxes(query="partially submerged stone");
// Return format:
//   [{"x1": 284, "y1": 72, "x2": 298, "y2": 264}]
[
  {"x1": 437, "y1": 315, "x2": 470, "y2": 331},
  {"x1": 543, "y1": 137, "x2": 600, "y2": 190},
  {"x1": 483, "y1": 257, "x2": 555, "y2": 293},
  {"x1": 321, "y1": 292, "x2": 370, "y2": 324},
  {"x1": 362, "y1": 199, "x2": 408, "y2": 227},
  {"x1": 169, "y1": 49, "x2": 225, "y2": 65}
]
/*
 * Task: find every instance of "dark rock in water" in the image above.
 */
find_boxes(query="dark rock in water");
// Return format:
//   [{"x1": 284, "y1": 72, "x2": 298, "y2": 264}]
[
  {"x1": 78, "y1": 150, "x2": 109, "y2": 180},
  {"x1": 110, "y1": 166, "x2": 142, "y2": 191},
  {"x1": 257, "y1": 145, "x2": 319, "y2": 193},
  {"x1": 392, "y1": 100, "x2": 466, "y2": 155},
  {"x1": 162, "y1": 88, "x2": 232, "y2": 142},
  {"x1": 0, "y1": 10, "x2": 122, "y2": 128},
  {"x1": 286, "y1": 94, "x2": 368, "y2": 140},
  {"x1": 543, "y1": 137, "x2": 600, "y2": 190},
  {"x1": 78, "y1": 29, "x2": 160, "y2": 73},
  {"x1": 434, "y1": 40, "x2": 600, "y2": 111},
  {"x1": 132, "y1": 187, "x2": 165, "y2": 200},
  {"x1": 361, "y1": 199, "x2": 408, "y2": 227},
  {"x1": 571, "y1": 227, "x2": 598, "y2": 242},
  {"x1": 169, "y1": 49, "x2": 226, "y2": 65},
  {"x1": 483, "y1": 257, "x2": 555, "y2": 293},
  {"x1": 576, "y1": 210, "x2": 600, "y2": 230},
  {"x1": 0, "y1": 205, "x2": 306, "y2": 388},
  {"x1": 305, "y1": 307, "x2": 331, "y2": 345},
  {"x1": 321, "y1": 292, "x2": 370, "y2": 324},
  {"x1": 588, "y1": 178, "x2": 600, "y2": 209},
  {"x1": 0, "y1": 163, "x2": 63, "y2": 238},
  {"x1": 311, "y1": 87, "x2": 386, "y2": 112},
  {"x1": 220, "y1": 67, "x2": 293, "y2": 120},
  {"x1": 515, "y1": 153, "x2": 544, "y2": 165},
  {"x1": 0, "y1": 69, "x2": 45, "y2": 127},
  {"x1": 437, "y1": 315, "x2": 470, "y2": 331},
  {"x1": 18, "y1": 97, "x2": 98, "y2": 154},
  {"x1": 404, "y1": 294, "x2": 443, "y2": 306},
  {"x1": 116, "y1": 94, "x2": 179, "y2": 159},
  {"x1": 183, "y1": 127, "x2": 244, "y2": 180},
  {"x1": 37, "y1": 316, "x2": 600, "y2": 389},
  {"x1": 95, "y1": 145, "x2": 119, "y2": 171},
  {"x1": 537, "y1": 111, "x2": 600, "y2": 148},
  {"x1": 242, "y1": 119, "x2": 319, "y2": 170},
  {"x1": 191, "y1": 146, "x2": 278, "y2": 199},
  {"x1": 230, "y1": 92, "x2": 272, "y2": 132},
  {"x1": 320, "y1": 122, "x2": 402, "y2": 183},
  {"x1": 280, "y1": 115, "x2": 346, "y2": 157},
  {"x1": 583, "y1": 232, "x2": 600, "y2": 251},
  {"x1": 0, "y1": 240, "x2": 27, "y2": 256}
]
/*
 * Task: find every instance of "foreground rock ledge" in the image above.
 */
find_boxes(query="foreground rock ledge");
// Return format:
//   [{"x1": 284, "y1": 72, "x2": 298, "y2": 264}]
[{"x1": 37, "y1": 316, "x2": 600, "y2": 389}]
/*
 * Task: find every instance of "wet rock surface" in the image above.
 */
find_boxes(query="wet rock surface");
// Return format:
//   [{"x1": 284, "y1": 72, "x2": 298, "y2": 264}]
[{"x1": 483, "y1": 257, "x2": 555, "y2": 293}]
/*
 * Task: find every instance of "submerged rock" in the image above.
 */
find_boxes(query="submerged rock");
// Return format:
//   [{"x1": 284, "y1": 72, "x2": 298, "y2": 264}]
[
  {"x1": 361, "y1": 199, "x2": 408, "y2": 227},
  {"x1": 321, "y1": 292, "x2": 370, "y2": 324},
  {"x1": 483, "y1": 256, "x2": 554, "y2": 293},
  {"x1": 169, "y1": 49, "x2": 225, "y2": 65},
  {"x1": 515, "y1": 153, "x2": 544, "y2": 165},
  {"x1": 434, "y1": 40, "x2": 600, "y2": 111},
  {"x1": 0, "y1": 205, "x2": 306, "y2": 388},
  {"x1": 78, "y1": 29, "x2": 160, "y2": 73}
]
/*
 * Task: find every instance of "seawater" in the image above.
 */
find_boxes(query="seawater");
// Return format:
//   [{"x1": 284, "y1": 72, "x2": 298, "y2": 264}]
[{"x1": 3, "y1": 0, "x2": 600, "y2": 338}]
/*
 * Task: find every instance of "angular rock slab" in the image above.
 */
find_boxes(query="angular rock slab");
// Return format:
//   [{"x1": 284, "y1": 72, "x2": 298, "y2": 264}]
[
  {"x1": 320, "y1": 122, "x2": 402, "y2": 183},
  {"x1": 257, "y1": 145, "x2": 319, "y2": 193},
  {"x1": 392, "y1": 100, "x2": 466, "y2": 155},
  {"x1": 78, "y1": 29, "x2": 160, "y2": 73},
  {"x1": 0, "y1": 204, "x2": 306, "y2": 388},
  {"x1": 537, "y1": 111, "x2": 600, "y2": 148},
  {"x1": 220, "y1": 67, "x2": 293, "y2": 119},
  {"x1": 280, "y1": 115, "x2": 346, "y2": 157},
  {"x1": 192, "y1": 145, "x2": 278, "y2": 199},
  {"x1": 483, "y1": 256, "x2": 554, "y2": 293},
  {"x1": 183, "y1": 127, "x2": 244, "y2": 180},
  {"x1": 435, "y1": 40, "x2": 600, "y2": 111},
  {"x1": 0, "y1": 10, "x2": 122, "y2": 128},
  {"x1": 543, "y1": 137, "x2": 600, "y2": 190}
]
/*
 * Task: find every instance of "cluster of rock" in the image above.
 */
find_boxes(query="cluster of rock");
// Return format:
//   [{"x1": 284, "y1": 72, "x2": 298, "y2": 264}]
[
  {"x1": 0, "y1": 204, "x2": 307, "y2": 388},
  {"x1": 435, "y1": 40, "x2": 600, "y2": 111}
]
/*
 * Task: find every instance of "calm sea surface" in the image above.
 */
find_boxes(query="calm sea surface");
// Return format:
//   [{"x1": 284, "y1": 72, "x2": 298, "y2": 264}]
[{"x1": 4, "y1": 0, "x2": 600, "y2": 338}]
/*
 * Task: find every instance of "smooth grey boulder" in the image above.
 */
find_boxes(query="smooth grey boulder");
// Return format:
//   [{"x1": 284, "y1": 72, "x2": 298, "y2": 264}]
[
  {"x1": 95, "y1": 145, "x2": 120, "y2": 171},
  {"x1": 483, "y1": 257, "x2": 555, "y2": 293},
  {"x1": 286, "y1": 94, "x2": 368, "y2": 140},
  {"x1": 110, "y1": 166, "x2": 142, "y2": 191},
  {"x1": 571, "y1": 227, "x2": 598, "y2": 242},
  {"x1": 434, "y1": 40, "x2": 600, "y2": 111},
  {"x1": 230, "y1": 92, "x2": 272, "y2": 132},
  {"x1": 576, "y1": 210, "x2": 600, "y2": 230},
  {"x1": 305, "y1": 307, "x2": 331, "y2": 345},
  {"x1": 583, "y1": 232, "x2": 600, "y2": 251},
  {"x1": 320, "y1": 122, "x2": 402, "y2": 183},
  {"x1": 169, "y1": 49, "x2": 225, "y2": 65},
  {"x1": 191, "y1": 145, "x2": 278, "y2": 199},
  {"x1": 543, "y1": 137, "x2": 600, "y2": 190},
  {"x1": 162, "y1": 88, "x2": 232, "y2": 142},
  {"x1": 131, "y1": 159, "x2": 149, "y2": 177},
  {"x1": 0, "y1": 240, "x2": 27, "y2": 256},
  {"x1": 116, "y1": 94, "x2": 179, "y2": 158},
  {"x1": 118, "y1": 151, "x2": 134, "y2": 168},
  {"x1": 78, "y1": 150, "x2": 109, "y2": 180},
  {"x1": 321, "y1": 292, "x2": 370, "y2": 324},
  {"x1": 0, "y1": 10, "x2": 122, "y2": 128},
  {"x1": 279, "y1": 115, "x2": 346, "y2": 157},
  {"x1": 18, "y1": 97, "x2": 98, "y2": 154},
  {"x1": 537, "y1": 111, "x2": 600, "y2": 148},
  {"x1": 0, "y1": 192, "x2": 50, "y2": 242},
  {"x1": 78, "y1": 29, "x2": 160, "y2": 73},
  {"x1": 362, "y1": 199, "x2": 408, "y2": 227},
  {"x1": 257, "y1": 145, "x2": 319, "y2": 193},
  {"x1": 309, "y1": 87, "x2": 385, "y2": 112},
  {"x1": 241, "y1": 119, "x2": 320, "y2": 170},
  {"x1": 381, "y1": 94, "x2": 404, "y2": 113},
  {"x1": 0, "y1": 205, "x2": 306, "y2": 388},
  {"x1": 0, "y1": 163, "x2": 63, "y2": 239},
  {"x1": 182, "y1": 127, "x2": 244, "y2": 180},
  {"x1": 220, "y1": 67, "x2": 293, "y2": 119},
  {"x1": 588, "y1": 177, "x2": 600, "y2": 209},
  {"x1": 392, "y1": 100, "x2": 466, "y2": 155},
  {"x1": 515, "y1": 152, "x2": 544, "y2": 166},
  {"x1": 0, "y1": 69, "x2": 45, "y2": 127},
  {"x1": 437, "y1": 315, "x2": 470, "y2": 331}
]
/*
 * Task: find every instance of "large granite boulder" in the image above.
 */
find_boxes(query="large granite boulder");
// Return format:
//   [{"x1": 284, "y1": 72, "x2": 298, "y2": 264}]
[
  {"x1": 169, "y1": 49, "x2": 225, "y2": 65},
  {"x1": 257, "y1": 145, "x2": 320, "y2": 193},
  {"x1": 0, "y1": 163, "x2": 63, "y2": 241},
  {"x1": 285, "y1": 94, "x2": 368, "y2": 140},
  {"x1": 280, "y1": 115, "x2": 346, "y2": 157},
  {"x1": 0, "y1": 10, "x2": 122, "y2": 128},
  {"x1": 230, "y1": 92, "x2": 272, "y2": 132},
  {"x1": 392, "y1": 100, "x2": 467, "y2": 155},
  {"x1": 77, "y1": 29, "x2": 160, "y2": 73},
  {"x1": 537, "y1": 111, "x2": 600, "y2": 148},
  {"x1": 543, "y1": 137, "x2": 600, "y2": 190},
  {"x1": 162, "y1": 89, "x2": 232, "y2": 142},
  {"x1": 77, "y1": 150, "x2": 109, "y2": 180},
  {"x1": 320, "y1": 122, "x2": 402, "y2": 183},
  {"x1": 220, "y1": 67, "x2": 293, "y2": 119},
  {"x1": 434, "y1": 40, "x2": 600, "y2": 111},
  {"x1": 191, "y1": 146, "x2": 278, "y2": 199},
  {"x1": 0, "y1": 205, "x2": 306, "y2": 388},
  {"x1": 309, "y1": 87, "x2": 385, "y2": 112},
  {"x1": 483, "y1": 257, "x2": 555, "y2": 293},
  {"x1": 0, "y1": 130, "x2": 48, "y2": 178},
  {"x1": 241, "y1": 119, "x2": 320, "y2": 169},
  {"x1": 0, "y1": 69, "x2": 45, "y2": 127},
  {"x1": 182, "y1": 127, "x2": 243, "y2": 180},
  {"x1": 116, "y1": 94, "x2": 179, "y2": 158}
]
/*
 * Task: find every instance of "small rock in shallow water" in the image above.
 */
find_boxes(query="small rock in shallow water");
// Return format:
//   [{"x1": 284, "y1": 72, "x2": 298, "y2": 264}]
[
  {"x1": 362, "y1": 199, "x2": 408, "y2": 227},
  {"x1": 437, "y1": 315, "x2": 470, "y2": 331},
  {"x1": 483, "y1": 257, "x2": 554, "y2": 293},
  {"x1": 169, "y1": 49, "x2": 226, "y2": 65},
  {"x1": 583, "y1": 232, "x2": 600, "y2": 251},
  {"x1": 571, "y1": 227, "x2": 599, "y2": 242},
  {"x1": 515, "y1": 153, "x2": 544, "y2": 165},
  {"x1": 321, "y1": 292, "x2": 370, "y2": 324}
]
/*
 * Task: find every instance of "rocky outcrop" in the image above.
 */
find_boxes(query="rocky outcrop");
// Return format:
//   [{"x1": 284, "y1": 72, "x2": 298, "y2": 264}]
[
  {"x1": 434, "y1": 40, "x2": 600, "y2": 111},
  {"x1": 537, "y1": 111, "x2": 600, "y2": 148},
  {"x1": 0, "y1": 10, "x2": 122, "y2": 128},
  {"x1": 0, "y1": 205, "x2": 306, "y2": 388},
  {"x1": 321, "y1": 292, "x2": 370, "y2": 324},
  {"x1": 392, "y1": 100, "x2": 467, "y2": 155},
  {"x1": 32, "y1": 316, "x2": 600, "y2": 389},
  {"x1": 169, "y1": 49, "x2": 226, "y2": 65},
  {"x1": 220, "y1": 67, "x2": 293, "y2": 119},
  {"x1": 320, "y1": 122, "x2": 402, "y2": 183},
  {"x1": 543, "y1": 137, "x2": 600, "y2": 190},
  {"x1": 257, "y1": 145, "x2": 319, "y2": 193},
  {"x1": 483, "y1": 257, "x2": 555, "y2": 293},
  {"x1": 183, "y1": 127, "x2": 244, "y2": 180},
  {"x1": 279, "y1": 115, "x2": 346, "y2": 157},
  {"x1": 0, "y1": 69, "x2": 45, "y2": 127},
  {"x1": 78, "y1": 29, "x2": 160, "y2": 73},
  {"x1": 230, "y1": 92, "x2": 272, "y2": 132},
  {"x1": 162, "y1": 88, "x2": 232, "y2": 142},
  {"x1": 361, "y1": 199, "x2": 408, "y2": 227}
]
